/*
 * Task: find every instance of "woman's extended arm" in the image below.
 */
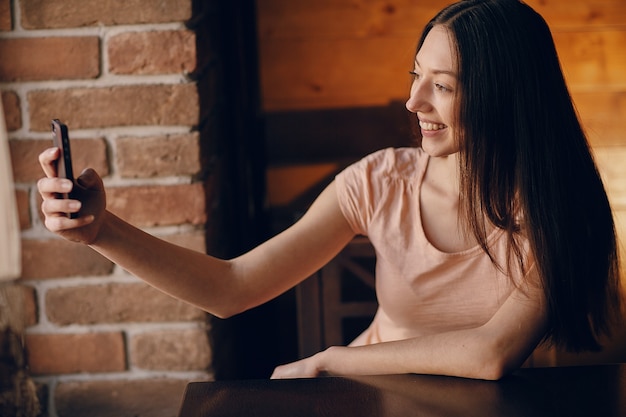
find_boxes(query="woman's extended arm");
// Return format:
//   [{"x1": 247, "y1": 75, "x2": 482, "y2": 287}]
[
  {"x1": 38, "y1": 147, "x2": 356, "y2": 318},
  {"x1": 272, "y1": 275, "x2": 548, "y2": 380}
]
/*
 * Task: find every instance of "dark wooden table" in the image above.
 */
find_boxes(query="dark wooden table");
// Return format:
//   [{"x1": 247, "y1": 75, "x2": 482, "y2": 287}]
[{"x1": 177, "y1": 364, "x2": 626, "y2": 417}]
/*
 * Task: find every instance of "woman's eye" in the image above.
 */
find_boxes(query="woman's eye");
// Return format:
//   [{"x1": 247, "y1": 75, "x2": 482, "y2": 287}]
[
  {"x1": 435, "y1": 83, "x2": 450, "y2": 92},
  {"x1": 409, "y1": 70, "x2": 420, "y2": 79}
]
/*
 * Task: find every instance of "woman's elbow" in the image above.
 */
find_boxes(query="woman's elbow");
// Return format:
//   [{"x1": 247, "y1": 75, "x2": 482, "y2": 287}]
[
  {"x1": 206, "y1": 303, "x2": 246, "y2": 319},
  {"x1": 209, "y1": 309, "x2": 234, "y2": 320},
  {"x1": 474, "y1": 359, "x2": 510, "y2": 381},
  {"x1": 472, "y1": 343, "x2": 523, "y2": 381},
  {"x1": 204, "y1": 296, "x2": 257, "y2": 319}
]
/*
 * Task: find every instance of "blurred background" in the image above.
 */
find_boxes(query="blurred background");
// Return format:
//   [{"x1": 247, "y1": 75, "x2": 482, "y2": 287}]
[{"x1": 0, "y1": 0, "x2": 624, "y2": 415}]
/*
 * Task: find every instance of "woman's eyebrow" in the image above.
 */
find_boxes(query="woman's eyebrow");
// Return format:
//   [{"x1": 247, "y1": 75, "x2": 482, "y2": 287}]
[{"x1": 414, "y1": 59, "x2": 457, "y2": 77}]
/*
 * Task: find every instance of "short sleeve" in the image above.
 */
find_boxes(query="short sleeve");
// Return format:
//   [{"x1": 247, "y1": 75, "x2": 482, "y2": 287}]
[
  {"x1": 334, "y1": 155, "x2": 374, "y2": 236},
  {"x1": 335, "y1": 147, "x2": 416, "y2": 236}
]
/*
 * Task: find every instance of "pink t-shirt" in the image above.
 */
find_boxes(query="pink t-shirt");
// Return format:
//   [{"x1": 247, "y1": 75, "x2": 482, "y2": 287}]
[{"x1": 335, "y1": 147, "x2": 534, "y2": 346}]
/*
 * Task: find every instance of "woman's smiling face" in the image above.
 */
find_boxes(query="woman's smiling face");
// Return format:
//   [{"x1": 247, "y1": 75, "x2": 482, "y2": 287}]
[{"x1": 406, "y1": 25, "x2": 460, "y2": 158}]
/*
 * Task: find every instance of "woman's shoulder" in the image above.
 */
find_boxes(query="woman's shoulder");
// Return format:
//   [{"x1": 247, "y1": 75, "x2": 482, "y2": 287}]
[
  {"x1": 351, "y1": 146, "x2": 428, "y2": 179},
  {"x1": 335, "y1": 147, "x2": 427, "y2": 235}
]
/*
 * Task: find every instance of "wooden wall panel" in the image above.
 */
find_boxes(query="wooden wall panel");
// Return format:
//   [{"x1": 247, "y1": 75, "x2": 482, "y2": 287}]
[
  {"x1": 266, "y1": 163, "x2": 340, "y2": 206},
  {"x1": 258, "y1": 0, "x2": 626, "y2": 40},
  {"x1": 257, "y1": 0, "x2": 626, "y2": 111},
  {"x1": 596, "y1": 147, "x2": 626, "y2": 209},
  {"x1": 259, "y1": 37, "x2": 415, "y2": 110},
  {"x1": 259, "y1": 32, "x2": 626, "y2": 111},
  {"x1": 257, "y1": 0, "x2": 440, "y2": 40},
  {"x1": 615, "y1": 210, "x2": 626, "y2": 263},
  {"x1": 525, "y1": 0, "x2": 626, "y2": 28},
  {"x1": 573, "y1": 91, "x2": 626, "y2": 147},
  {"x1": 555, "y1": 31, "x2": 626, "y2": 89},
  {"x1": 257, "y1": 0, "x2": 443, "y2": 111}
]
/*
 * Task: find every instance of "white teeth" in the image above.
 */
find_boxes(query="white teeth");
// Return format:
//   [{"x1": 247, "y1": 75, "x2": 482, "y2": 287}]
[{"x1": 419, "y1": 121, "x2": 447, "y2": 131}]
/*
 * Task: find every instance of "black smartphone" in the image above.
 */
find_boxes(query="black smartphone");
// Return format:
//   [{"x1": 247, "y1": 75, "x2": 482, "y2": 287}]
[{"x1": 51, "y1": 119, "x2": 77, "y2": 218}]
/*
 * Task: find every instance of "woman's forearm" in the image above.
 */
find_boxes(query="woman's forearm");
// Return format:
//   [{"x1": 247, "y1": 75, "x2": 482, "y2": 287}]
[
  {"x1": 273, "y1": 284, "x2": 547, "y2": 380},
  {"x1": 318, "y1": 329, "x2": 509, "y2": 380},
  {"x1": 88, "y1": 182, "x2": 356, "y2": 319},
  {"x1": 89, "y1": 211, "x2": 243, "y2": 317}
]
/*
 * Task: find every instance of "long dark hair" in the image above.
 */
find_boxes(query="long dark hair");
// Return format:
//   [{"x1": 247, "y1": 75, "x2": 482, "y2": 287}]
[{"x1": 417, "y1": 0, "x2": 621, "y2": 351}]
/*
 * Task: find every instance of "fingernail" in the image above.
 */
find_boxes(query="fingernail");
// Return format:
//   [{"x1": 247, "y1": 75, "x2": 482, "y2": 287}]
[
  {"x1": 69, "y1": 201, "x2": 81, "y2": 210},
  {"x1": 61, "y1": 180, "x2": 73, "y2": 191}
]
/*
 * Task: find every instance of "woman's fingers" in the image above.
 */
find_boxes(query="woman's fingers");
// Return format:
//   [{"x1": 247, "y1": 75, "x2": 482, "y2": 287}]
[
  {"x1": 37, "y1": 177, "x2": 73, "y2": 198},
  {"x1": 40, "y1": 196, "x2": 81, "y2": 217},
  {"x1": 38, "y1": 147, "x2": 60, "y2": 178},
  {"x1": 40, "y1": 194, "x2": 87, "y2": 233},
  {"x1": 43, "y1": 211, "x2": 94, "y2": 233},
  {"x1": 38, "y1": 175, "x2": 84, "y2": 231},
  {"x1": 37, "y1": 149, "x2": 104, "y2": 243},
  {"x1": 40, "y1": 196, "x2": 95, "y2": 235}
]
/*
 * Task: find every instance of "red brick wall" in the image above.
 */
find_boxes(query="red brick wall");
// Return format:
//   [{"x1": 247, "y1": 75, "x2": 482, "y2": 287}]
[{"x1": 0, "y1": 0, "x2": 212, "y2": 414}]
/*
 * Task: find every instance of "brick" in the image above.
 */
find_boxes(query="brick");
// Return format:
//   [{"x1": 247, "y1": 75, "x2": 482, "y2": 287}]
[
  {"x1": 10, "y1": 138, "x2": 109, "y2": 183},
  {"x1": 109, "y1": 30, "x2": 196, "y2": 75},
  {"x1": 21, "y1": 0, "x2": 192, "y2": 29},
  {"x1": 45, "y1": 282, "x2": 205, "y2": 325},
  {"x1": 20, "y1": 238, "x2": 114, "y2": 280},
  {"x1": 0, "y1": 0, "x2": 10, "y2": 31},
  {"x1": 28, "y1": 84, "x2": 199, "y2": 131},
  {"x1": 0, "y1": 284, "x2": 37, "y2": 331},
  {"x1": 25, "y1": 332, "x2": 125, "y2": 375},
  {"x1": 1, "y1": 90, "x2": 21, "y2": 131},
  {"x1": 0, "y1": 37, "x2": 99, "y2": 82},
  {"x1": 108, "y1": 183, "x2": 206, "y2": 227},
  {"x1": 116, "y1": 133, "x2": 201, "y2": 178},
  {"x1": 55, "y1": 378, "x2": 192, "y2": 417},
  {"x1": 20, "y1": 285, "x2": 38, "y2": 327},
  {"x1": 15, "y1": 189, "x2": 30, "y2": 230},
  {"x1": 130, "y1": 328, "x2": 211, "y2": 371}
]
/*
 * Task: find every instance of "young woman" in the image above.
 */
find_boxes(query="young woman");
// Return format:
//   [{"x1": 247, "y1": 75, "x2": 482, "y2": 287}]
[{"x1": 37, "y1": 0, "x2": 621, "y2": 380}]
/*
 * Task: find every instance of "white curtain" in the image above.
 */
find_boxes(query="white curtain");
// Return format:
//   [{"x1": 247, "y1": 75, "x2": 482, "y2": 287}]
[{"x1": 0, "y1": 98, "x2": 21, "y2": 281}]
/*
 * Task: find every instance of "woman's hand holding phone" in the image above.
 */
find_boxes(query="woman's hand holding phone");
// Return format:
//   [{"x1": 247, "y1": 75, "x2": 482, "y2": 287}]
[{"x1": 38, "y1": 121, "x2": 107, "y2": 244}]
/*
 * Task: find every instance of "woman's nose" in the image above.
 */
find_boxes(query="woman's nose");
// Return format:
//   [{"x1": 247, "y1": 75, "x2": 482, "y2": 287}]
[
  {"x1": 405, "y1": 94, "x2": 418, "y2": 113},
  {"x1": 406, "y1": 81, "x2": 429, "y2": 113}
]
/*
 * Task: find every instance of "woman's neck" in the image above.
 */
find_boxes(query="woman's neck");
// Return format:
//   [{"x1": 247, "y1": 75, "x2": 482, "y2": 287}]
[{"x1": 424, "y1": 153, "x2": 461, "y2": 197}]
